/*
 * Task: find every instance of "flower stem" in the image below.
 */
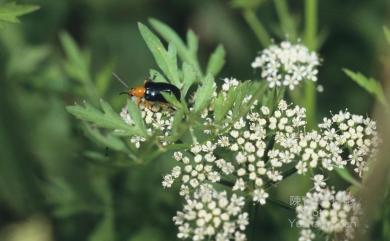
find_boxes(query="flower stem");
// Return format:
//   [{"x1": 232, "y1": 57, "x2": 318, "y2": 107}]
[
  {"x1": 274, "y1": 0, "x2": 297, "y2": 39},
  {"x1": 250, "y1": 203, "x2": 258, "y2": 241},
  {"x1": 242, "y1": 9, "x2": 271, "y2": 48},
  {"x1": 268, "y1": 197, "x2": 294, "y2": 210},
  {"x1": 303, "y1": 0, "x2": 318, "y2": 128}
]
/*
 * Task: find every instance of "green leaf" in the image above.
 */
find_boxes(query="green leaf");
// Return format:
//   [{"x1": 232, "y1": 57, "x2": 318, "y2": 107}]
[
  {"x1": 343, "y1": 69, "x2": 388, "y2": 106},
  {"x1": 182, "y1": 62, "x2": 197, "y2": 98},
  {"x1": 0, "y1": 2, "x2": 39, "y2": 27},
  {"x1": 214, "y1": 87, "x2": 237, "y2": 123},
  {"x1": 60, "y1": 32, "x2": 90, "y2": 82},
  {"x1": 127, "y1": 100, "x2": 148, "y2": 136},
  {"x1": 169, "y1": 109, "x2": 185, "y2": 141},
  {"x1": 335, "y1": 168, "x2": 363, "y2": 188},
  {"x1": 187, "y1": 30, "x2": 198, "y2": 56},
  {"x1": 161, "y1": 92, "x2": 184, "y2": 110},
  {"x1": 384, "y1": 26, "x2": 390, "y2": 46},
  {"x1": 193, "y1": 75, "x2": 216, "y2": 112},
  {"x1": 60, "y1": 32, "x2": 99, "y2": 104},
  {"x1": 83, "y1": 124, "x2": 127, "y2": 152},
  {"x1": 149, "y1": 69, "x2": 168, "y2": 83},
  {"x1": 149, "y1": 18, "x2": 201, "y2": 75},
  {"x1": 96, "y1": 62, "x2": 114, "y2": 96},
  {"x1": 138, "y1": 23, "x2": 180, "y2": 86},
  {"x1": 66, "y1": 100, "x2": 144, "y2": 137},
  {"x1": 206, "y1": 44, "x2": 226, "y2": 76}
]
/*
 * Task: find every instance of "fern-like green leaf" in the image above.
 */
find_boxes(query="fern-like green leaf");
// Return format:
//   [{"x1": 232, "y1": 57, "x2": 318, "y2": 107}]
[
  {"x1": 149, "y1": 18, "x2": 201, "y2": 76},
  {"x1": 127, "y1": 100, "x2": 148, "y2": 136},
  {"x1": 66, "y1": 100, "x2": 143, "y2": 137},
  {"x1": 193, "y1": 75, "x2": 216, "y2": 112},
  {"x1": 182, "y1": 62, "x2": 197, "y2": 98},
  {"x1": 83, "y1": 124, "x2": 127, "y2": 152},
  {"x1": 343, "y1": 69, "x2": 388, "y2": 106},
  {"x1": 149, "y1": 69, "x2": 168, "y2": 83},
  {"x1": 186, "y1": 30, "x2": 199, "y2": 56},
  {"x1": 138, "y1": 23, "x2": 180, "y2": 86},
  {"x1": 0, "y1": 2, "x2": 39, "y2": 27},
  {"x1": 206, "y1": 44, "x2": 226, "y2": 76}
]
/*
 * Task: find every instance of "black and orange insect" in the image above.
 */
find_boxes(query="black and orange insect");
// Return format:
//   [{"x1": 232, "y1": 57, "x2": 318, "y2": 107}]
[{"x1": 113, "y1": 73, "x2": 181, "y2": 104}]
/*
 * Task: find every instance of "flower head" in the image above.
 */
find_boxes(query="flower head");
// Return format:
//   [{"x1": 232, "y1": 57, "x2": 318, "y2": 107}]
[
  {"x1": 173, "y1": 185, "x2": 248, "y2": 241},
  {"x1": 252, "y1": 41, "x2": 320, "y2": 90},
  {"x1": 296, "y1": 184, "x2": 362, "y2": 241}
]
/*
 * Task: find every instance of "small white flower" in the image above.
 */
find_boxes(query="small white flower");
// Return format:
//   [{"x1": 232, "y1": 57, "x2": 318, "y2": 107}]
[{"x1": 253, "y1": 188, "x2": 269, "y2": 205}]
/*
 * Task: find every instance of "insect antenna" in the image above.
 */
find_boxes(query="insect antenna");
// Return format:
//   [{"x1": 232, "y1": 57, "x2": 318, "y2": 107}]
[{"x1": 112, "y1": 72, "x2": 129, "y2": 88}]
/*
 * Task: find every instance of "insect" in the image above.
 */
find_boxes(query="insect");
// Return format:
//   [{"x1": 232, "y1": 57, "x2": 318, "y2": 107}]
[{"x1": 113, "y1": 73, "x2": 181, "y2": 105}]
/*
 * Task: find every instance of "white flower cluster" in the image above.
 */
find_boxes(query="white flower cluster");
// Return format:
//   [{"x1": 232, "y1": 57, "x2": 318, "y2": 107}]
[
  {"x1": 318, "y1": 111, "x2": 379, "y2": 176},
  {"x1": 162, "y1": 142, "x2": 222, "y2": 197},
  {"x1": 296, "y1": 175, "x2": 362, "y2": 241},
  {"x1": 173, "y1": 185, "x2": 248, "y2": 241},
  {"x1": 217, "y1": 100, "x2": 306, "y2": 205},
  {"x1": 120, "y1": 100, "x2": 174, "y2": 148},
  {"x1": 251, "y1": 41, "x2": 320, "y2": 90},
  {"x1": 293, "y1": 110, "x2": 378, "y2": 176}
]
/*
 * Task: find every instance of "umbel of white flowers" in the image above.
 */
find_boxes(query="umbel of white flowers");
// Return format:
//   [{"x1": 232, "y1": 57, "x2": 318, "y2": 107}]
[
  {"x1": 296, "y1": 175, "x2": 362, "y2": 241},
  {"x1": 251, "y1": 41, "x2": 320, "y2": 90},
  {"x1": 173, "y1": 184, "x2": 248, "y2": 241}
]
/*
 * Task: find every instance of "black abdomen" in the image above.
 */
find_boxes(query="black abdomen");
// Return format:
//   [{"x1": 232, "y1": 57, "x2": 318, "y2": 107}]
[{"x1": 144, "y1": 82, "x2": 181, "y2": 102}]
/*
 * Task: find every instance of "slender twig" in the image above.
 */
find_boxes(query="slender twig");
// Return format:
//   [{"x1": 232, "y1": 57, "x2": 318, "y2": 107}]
[{"x1": 242, "y1": 9, "x2": 271, "y2": 47}]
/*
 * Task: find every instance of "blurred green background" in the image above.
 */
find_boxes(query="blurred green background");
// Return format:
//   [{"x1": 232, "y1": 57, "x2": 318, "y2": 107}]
[{"x1": 0, "y1": 0, "x2": 389, "y2": 241}]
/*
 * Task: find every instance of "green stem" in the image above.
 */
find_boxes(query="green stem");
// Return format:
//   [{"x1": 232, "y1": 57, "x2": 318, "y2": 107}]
[
  {"x1": 274, "y1": 0, "x2": 296, "y2": 39},
  {"x1": 242, "y1": 9, "x2": 271, "y2": 47},
  {"x1": 268, "y1": 197, "x2": 294, "y2": 210},
  {"x1": 303, "y1": 0, "x2": 318, "y2": 128},
  {"x1": 250, "y1": 203, "x2": 258, "y2": 241}
]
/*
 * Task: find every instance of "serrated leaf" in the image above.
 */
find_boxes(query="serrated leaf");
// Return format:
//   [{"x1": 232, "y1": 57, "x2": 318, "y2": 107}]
[
  {"x1": 193, "y1": 75, "x2": 216, "y2": 112},
  {"x1": 167, "y1": 43, "x2": 180, "y2": 86},
  {"x1": 161, "y1": 92, "x2": 183, "y2": 110},
  {"x1": 149, "y1": 69, "x2": 168, "y2": 83},
  {"x1": 83, "y1": 124, "x2": 127, "y2": 151},
  {"x1": 169, "y1": 109, "x2": 185, "y2": 141},
  {"x1": 187, "y1": 30, "x2": 198, "y2": 55},
  {"x1": 343, "y1": 69, "x2": 388, "y2": 106},
  {"x1": 138, "y1": 23, "x2": 180, "y2": 86},
  {"x1": 214, "y1": 88, "x2": 236, "y2": 123},
  {"x1": 384, "y1": 26, "x2": 390, "y2": 45},
  {"x1": 127, "y1": 100, "x2": 148, "y2": 136},
  {"x1": 0, "y1": 2, "x2": 39, "y2": 26},
  {"x1": 182, "y1": 62, "x2": 197, "y2": 98},
  {"x1": 96, "y1": 62, "x2": 114, "y2": 96},
  {"x1": 60, "y1": 32, "x2": 90, "y2": 81},
  {"x1": 335, "y1": 168, "x2": 362, "y2": 188},
  {"x1": 149, "y1": 18, "x2": 201, "y2": 75},
  {"x1": 66, "y1": 100, "x2": 143, "y2": 136},
  {"x1": 206, "y1": 44, "x2": 226, "y2": 76}
]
